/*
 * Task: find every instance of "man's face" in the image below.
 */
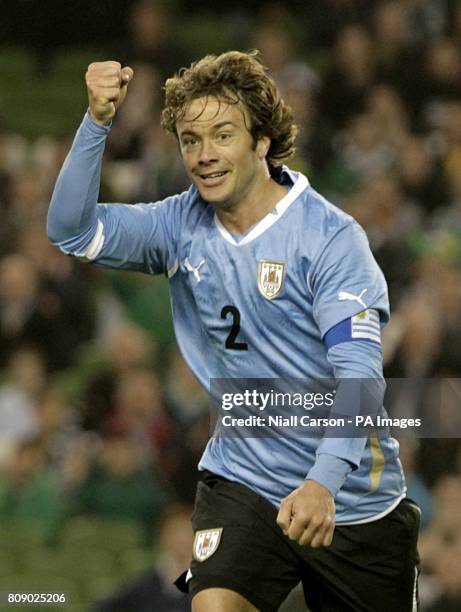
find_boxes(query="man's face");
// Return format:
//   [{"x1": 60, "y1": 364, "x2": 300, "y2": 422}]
[{"x1": 176, "y1": 96, "x2": 268, "y2": 210}]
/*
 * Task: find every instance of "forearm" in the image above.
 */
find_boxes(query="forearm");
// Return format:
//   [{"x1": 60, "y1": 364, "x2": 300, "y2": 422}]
[
  {"x1": 306, "y1": 453, "x2": 353, "y2": 497},
  {"x1": 306, "y1": 340, "x2": 385, "y2": 496},
  {"x1": 47, "y1": 112, "x2": 110, "y2": 247}
]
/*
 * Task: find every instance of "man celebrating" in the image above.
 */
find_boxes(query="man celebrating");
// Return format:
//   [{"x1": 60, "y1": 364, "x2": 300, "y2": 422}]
[{"x1": 47, "y1": 51, "x2": 420, "y2": 611}]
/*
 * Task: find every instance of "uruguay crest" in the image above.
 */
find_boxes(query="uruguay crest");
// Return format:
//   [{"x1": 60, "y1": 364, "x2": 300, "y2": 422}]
[
  {"x1": 193, "y1": 528, "x2": 223, "y2": 562},
  {"x1": 257, "y1": 260, "x2": 285, "y2": 300}
]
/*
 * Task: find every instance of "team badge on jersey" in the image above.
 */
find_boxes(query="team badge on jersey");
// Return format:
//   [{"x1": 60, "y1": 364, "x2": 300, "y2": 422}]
[
  {"x1": 193, "y1": 528, "x2": 223, "y2": 562},
  {"x1": 257, "y1": 260, "x2": 285, "y2": 300}
]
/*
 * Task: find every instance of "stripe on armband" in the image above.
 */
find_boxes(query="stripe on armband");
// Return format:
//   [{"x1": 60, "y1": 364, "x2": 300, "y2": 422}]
[{"x1": 324, "y1": 309, "x2": 381, "y2": 349}]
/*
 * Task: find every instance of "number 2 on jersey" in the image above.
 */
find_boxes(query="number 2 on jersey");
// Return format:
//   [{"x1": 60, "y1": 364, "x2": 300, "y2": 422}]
[{"x1": 221, "y1": 305, "x2": 248, "y2": 351}]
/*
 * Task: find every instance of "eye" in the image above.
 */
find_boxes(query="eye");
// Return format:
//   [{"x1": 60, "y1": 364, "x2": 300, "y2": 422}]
[
  {"x1": 181, "y1": 136, "x2": 198, "y2": 148},
  {"x1": 216, "y1": 132, "x2": 232, "y2": 141}
]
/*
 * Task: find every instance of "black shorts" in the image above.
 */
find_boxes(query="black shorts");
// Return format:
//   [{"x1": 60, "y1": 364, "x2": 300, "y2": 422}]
[{"x1": 178, "y1": 471, "x2": 420, "y2": 612}]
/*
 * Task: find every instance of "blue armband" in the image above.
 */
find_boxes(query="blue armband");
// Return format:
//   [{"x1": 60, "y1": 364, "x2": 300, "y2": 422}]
[{"x1": 324, "y1": 309, "x2": 381, "y2": 350}]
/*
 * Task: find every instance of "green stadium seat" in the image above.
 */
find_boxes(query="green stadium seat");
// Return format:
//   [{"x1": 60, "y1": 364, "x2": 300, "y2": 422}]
[
  {"x1": 0, "y1": 47, "x2": 33, "y2": 84},
  {"x1": 56, "y1": 548, "x2": 115, "y2": 580},
  {"x1": 86, "y1": 575, "x2": 127, "y2": 604},
  {"x1": 118, "y1": 547, "x2": 154, "y2": 576},
  {"x1": 52, "y1": 48, "x2": 107, "y2": 81},
  {"x1": 173, "y1": 18, "x2": 237, "y2": 57},
  {"x1": 0, "y1": 549, "x2": 22, "y2": 578},
  {"x1": 20, "y1": 549, "x2": 62, "y2": 576},
  {"x1": 0, "y1": 522, "x2": 45, "y2": 552},
  {"x1": 61, "y1": 517, "x2": 143, "y2": 552}
]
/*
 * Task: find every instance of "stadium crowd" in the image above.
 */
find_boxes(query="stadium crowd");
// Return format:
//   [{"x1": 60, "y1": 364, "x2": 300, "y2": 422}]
[{"x1": 1, "y1": 1, "x2": 461, "y2": 610}]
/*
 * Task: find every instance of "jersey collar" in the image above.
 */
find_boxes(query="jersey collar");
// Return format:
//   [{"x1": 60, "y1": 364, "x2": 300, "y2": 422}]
[{"x1": 213, "y1": 168, "x2": 309, "y2": 246}]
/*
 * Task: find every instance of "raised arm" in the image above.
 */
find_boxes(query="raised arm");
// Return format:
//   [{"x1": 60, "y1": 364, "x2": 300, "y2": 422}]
[
  {"x1": 47, "y1": 61, "x2": 133, "y2": 242},
  {"x1": 47, "y1": 62, "x2": 182, "y2": 275}
]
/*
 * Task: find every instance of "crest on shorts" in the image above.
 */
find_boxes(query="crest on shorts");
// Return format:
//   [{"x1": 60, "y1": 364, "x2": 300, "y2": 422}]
[
  {"x1": 257, "y1": 260, "x2": 285, "y2": 300},
  {"x1": 193, "y1": 528, "x2": 223, "y2": 562}
]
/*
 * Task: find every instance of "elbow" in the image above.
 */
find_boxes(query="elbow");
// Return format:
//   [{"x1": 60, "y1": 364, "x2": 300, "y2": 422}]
[
  {"x1": 46, "y1": 211, "x2": 104, "y2": 260},
  {"x1": 46, "y1": 208, "x2": 61, "y2": 245},
  {"x1": 46, "y1": 193, "x2": 77, "y2": 246}
]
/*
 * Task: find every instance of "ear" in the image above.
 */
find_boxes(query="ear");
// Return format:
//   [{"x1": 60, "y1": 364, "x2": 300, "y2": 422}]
[{"x1": 256, "y1": 135, "x2": 270, "y2": 160}]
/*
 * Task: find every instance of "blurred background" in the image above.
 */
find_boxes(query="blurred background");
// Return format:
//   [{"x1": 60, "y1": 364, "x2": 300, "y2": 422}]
[{"x1": 0, "y1": 0, "x2": 461, "y2": 610}]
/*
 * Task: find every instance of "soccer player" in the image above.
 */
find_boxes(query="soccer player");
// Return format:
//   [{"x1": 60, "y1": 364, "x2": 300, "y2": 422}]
[{"x1": 47, "y1": 51, "x2": 420, "y2": 611}]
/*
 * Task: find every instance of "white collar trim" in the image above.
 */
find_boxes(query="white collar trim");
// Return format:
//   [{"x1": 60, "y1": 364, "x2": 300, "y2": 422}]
[{"x1": 213, "y1": 170, "x2": 309, "y2": 246}]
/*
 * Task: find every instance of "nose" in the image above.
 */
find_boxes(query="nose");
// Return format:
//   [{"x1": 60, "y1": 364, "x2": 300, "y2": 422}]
[{"x1": 198, "y1": 139, "x2": 218, "y2": 165}]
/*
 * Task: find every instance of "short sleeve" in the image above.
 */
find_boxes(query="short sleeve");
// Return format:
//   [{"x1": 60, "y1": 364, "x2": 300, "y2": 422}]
[{"x1": 309, "y1": 222, "x2": 389, "y2": 338}]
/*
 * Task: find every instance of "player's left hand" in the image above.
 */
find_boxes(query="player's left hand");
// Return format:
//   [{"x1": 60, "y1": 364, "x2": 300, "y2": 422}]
[{"x1": 276, "y1": 480, "x2": 336, "y2": 548}]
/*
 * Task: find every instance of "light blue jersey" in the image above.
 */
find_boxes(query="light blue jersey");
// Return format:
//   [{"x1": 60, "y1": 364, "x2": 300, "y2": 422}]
[{"x1": 47, "y1": 114, "x2": 406, "y2": 522}]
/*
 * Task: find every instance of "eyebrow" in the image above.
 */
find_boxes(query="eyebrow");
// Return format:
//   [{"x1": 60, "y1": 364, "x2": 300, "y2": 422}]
[{"x1": 179, "y1": 121, "x2": 237, "y2": 138}]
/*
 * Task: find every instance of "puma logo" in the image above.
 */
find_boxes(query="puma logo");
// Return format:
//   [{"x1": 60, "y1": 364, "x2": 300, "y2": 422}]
[
  {"x1": 184, "y1": 257, "x2": 205, "y2": 283},
  {"x1": 337, "y1": 288, "x2": 368, "y2": 309}
]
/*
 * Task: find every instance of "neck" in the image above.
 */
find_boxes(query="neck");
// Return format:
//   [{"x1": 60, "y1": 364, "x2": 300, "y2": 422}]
[{"x1": 214, "y1": 172, "x2": 288, "y2": 235}]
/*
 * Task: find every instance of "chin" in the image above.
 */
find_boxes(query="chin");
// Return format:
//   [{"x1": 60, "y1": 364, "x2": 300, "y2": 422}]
[{"x1": 197, "y1": 187, "x2": 231, "y2": 207}]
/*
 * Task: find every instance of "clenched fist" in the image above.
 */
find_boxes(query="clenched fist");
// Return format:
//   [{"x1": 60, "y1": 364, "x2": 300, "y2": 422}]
[
  {"x1": 86, "y1": 61, "x2": 134, "y2": 126},
  {"x1": 277, "y1": 480, "x2": 336, "y2": 548}
]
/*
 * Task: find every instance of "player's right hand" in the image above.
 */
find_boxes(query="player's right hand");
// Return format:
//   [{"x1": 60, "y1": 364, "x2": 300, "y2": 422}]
[
  {"x1": 277, "y1": 480, "x2": 336, "y2": 548},
  {"x1": 86, "y1": 61, "x2": 134, "y2": 126}
]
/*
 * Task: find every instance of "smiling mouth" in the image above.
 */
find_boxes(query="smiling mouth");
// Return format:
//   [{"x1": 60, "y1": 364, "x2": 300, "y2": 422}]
[{"x1": 197, "y1": 170, "x2": 229, "y2": 185}]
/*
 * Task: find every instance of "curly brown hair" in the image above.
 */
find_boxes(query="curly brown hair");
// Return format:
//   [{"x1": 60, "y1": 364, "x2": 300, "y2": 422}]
[{"x1": 161, "y1": 50, "x2": 298, "y2": 169}]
